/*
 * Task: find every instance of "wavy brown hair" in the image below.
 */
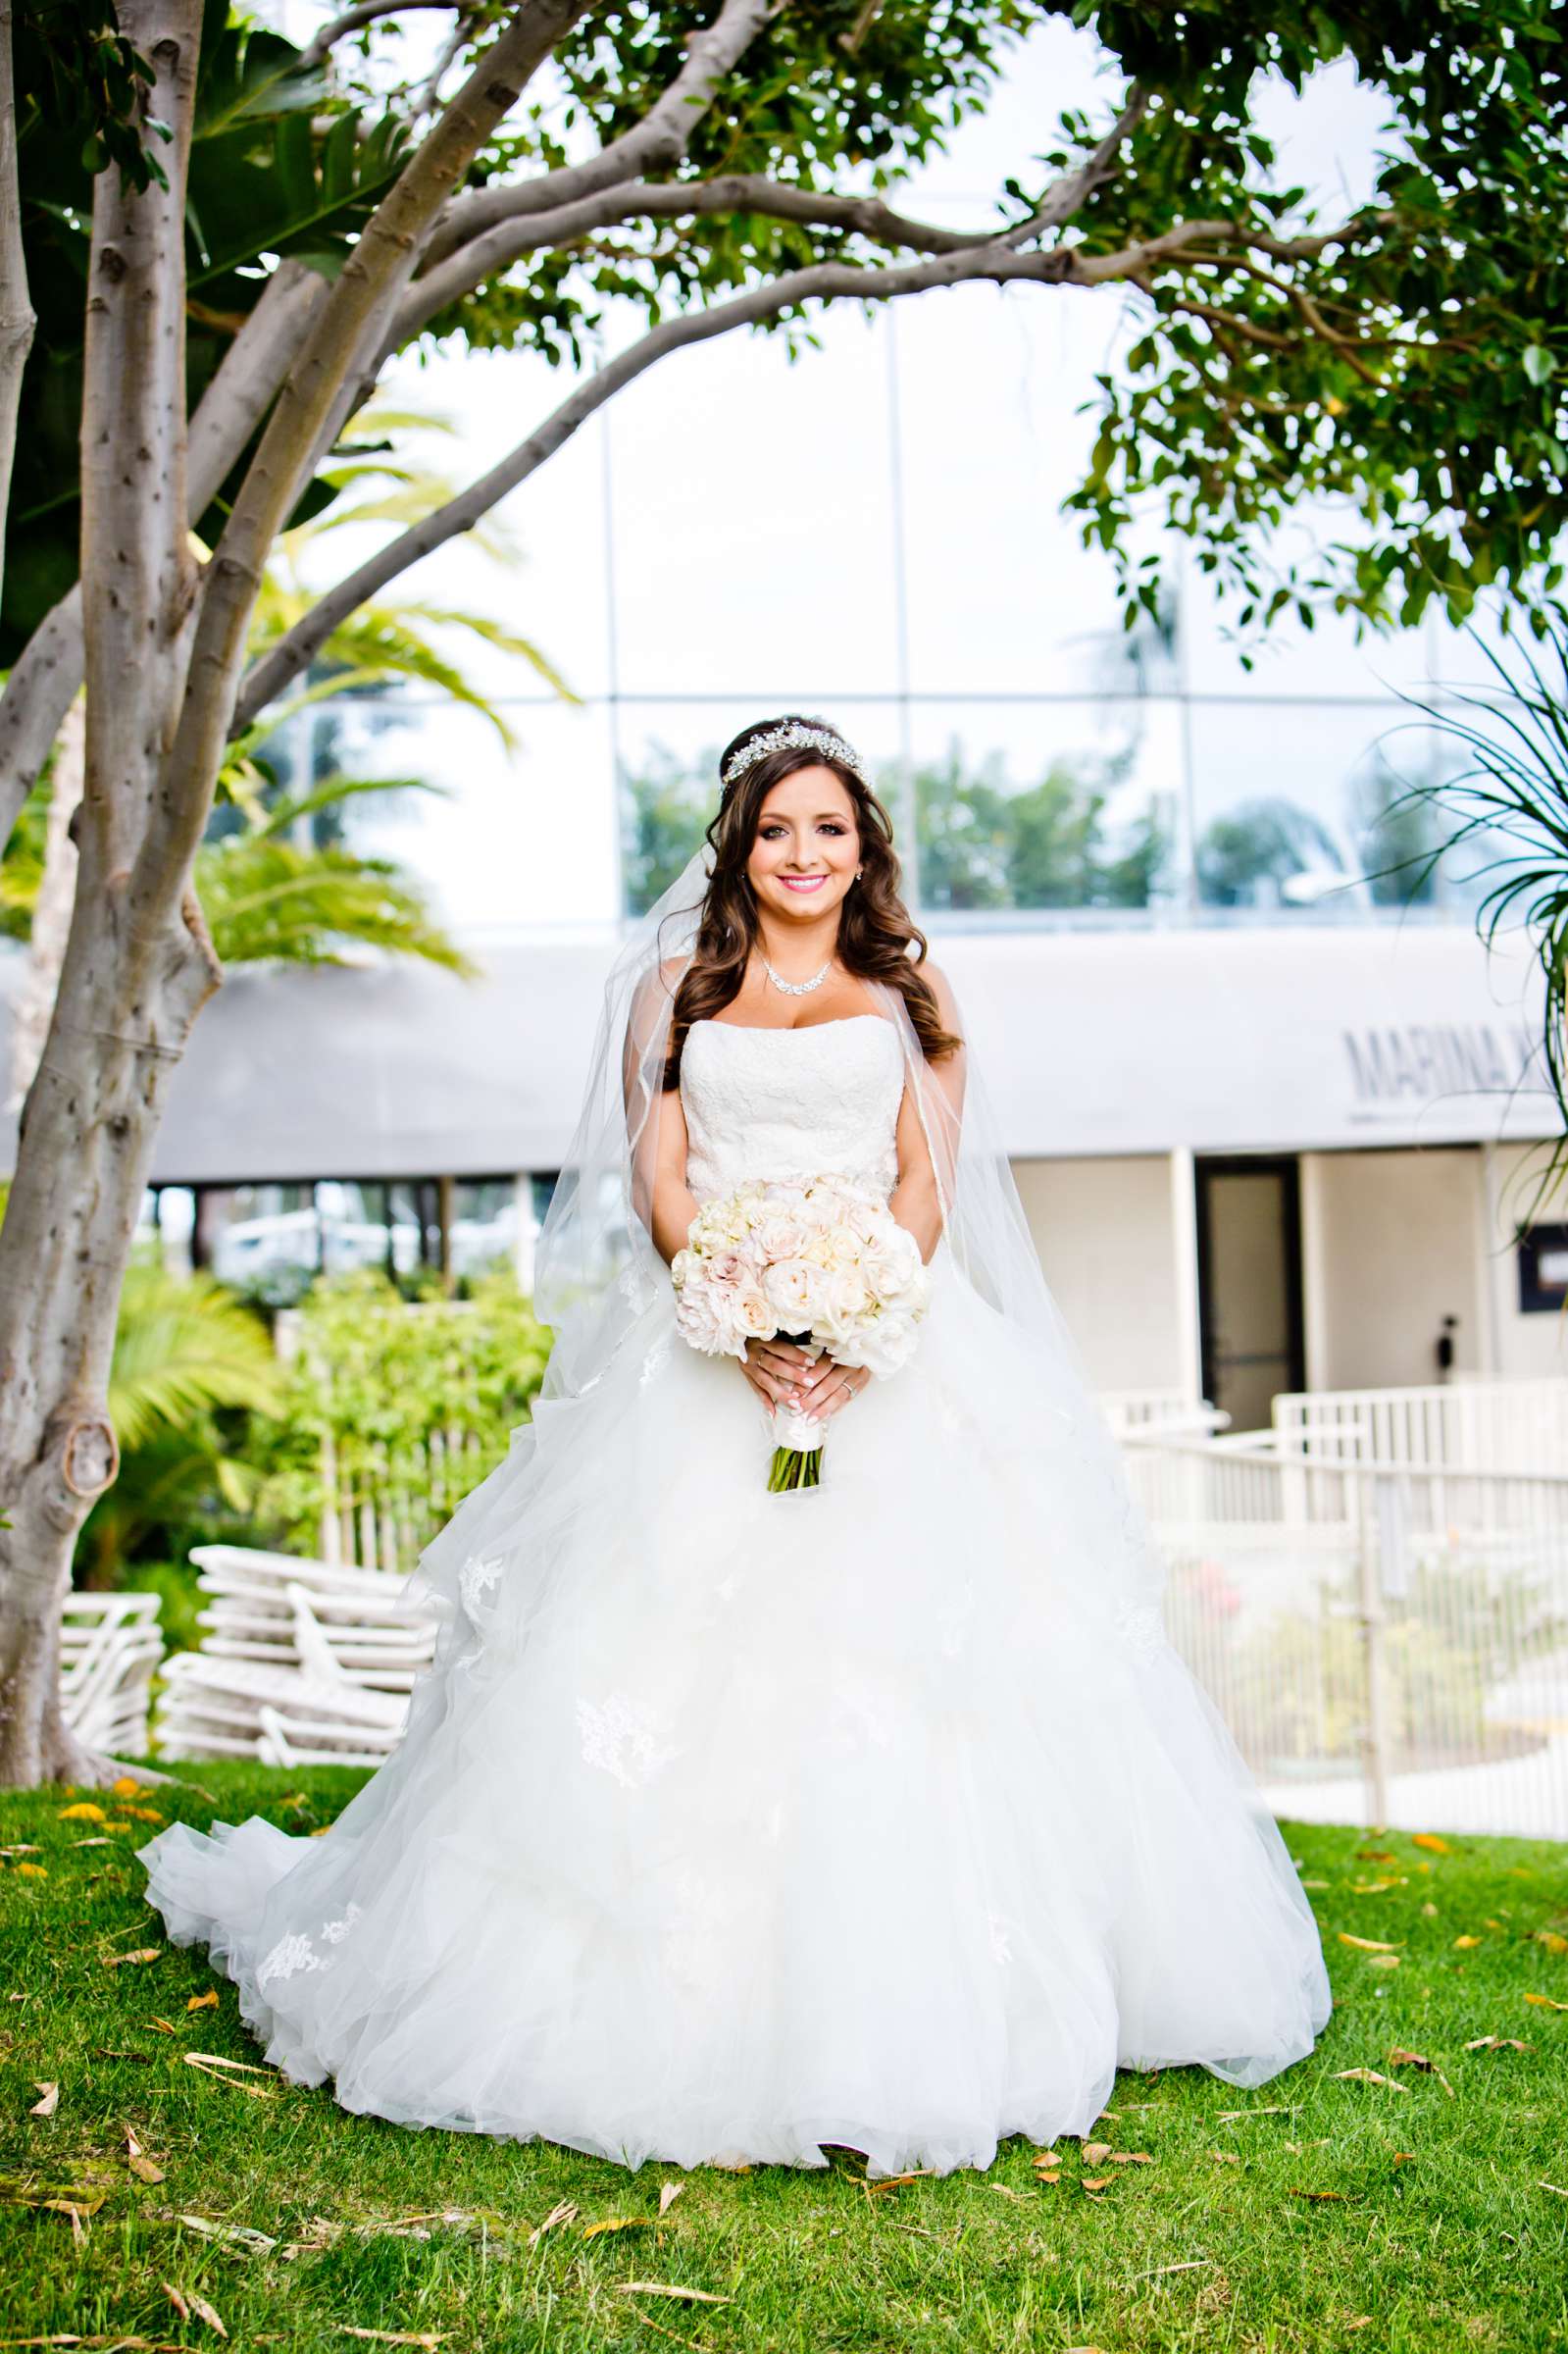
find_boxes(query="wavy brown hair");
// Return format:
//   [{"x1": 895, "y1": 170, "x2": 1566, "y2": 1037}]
[{"x1": 661, "y1": 713, "x2": 961, "y2": 1089}]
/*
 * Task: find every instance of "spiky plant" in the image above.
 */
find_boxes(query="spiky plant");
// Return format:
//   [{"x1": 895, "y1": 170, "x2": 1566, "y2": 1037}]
[{"x1": 1392, "y1": 602, "x2": 1568, "y2": 1207}]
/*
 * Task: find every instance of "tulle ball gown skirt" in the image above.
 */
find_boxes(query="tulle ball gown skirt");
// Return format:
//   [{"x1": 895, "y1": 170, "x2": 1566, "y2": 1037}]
[{"x1": 138, "y1": 1253, "x2": 1332, "y2": 2177}]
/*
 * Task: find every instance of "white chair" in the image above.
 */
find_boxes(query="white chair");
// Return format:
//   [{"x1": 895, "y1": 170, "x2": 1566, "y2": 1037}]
[{"x1": 60, "y1": 1591, "x2": 165, "y2": 1759}]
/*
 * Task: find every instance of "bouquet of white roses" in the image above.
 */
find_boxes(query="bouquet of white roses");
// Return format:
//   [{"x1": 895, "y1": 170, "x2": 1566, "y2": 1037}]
[{"x1": 671, "y1": 1173, "x2": 929, "y2": 1489}]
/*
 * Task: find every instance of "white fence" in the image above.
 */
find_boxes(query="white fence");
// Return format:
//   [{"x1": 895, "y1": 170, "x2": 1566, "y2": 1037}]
[
  {"x1": 1270, "y1": 1376, "x2": 1568, "y2": 1474},
  {"x1": 1126, "y1": 1429, "x2": 1568, "y2": 1841}
]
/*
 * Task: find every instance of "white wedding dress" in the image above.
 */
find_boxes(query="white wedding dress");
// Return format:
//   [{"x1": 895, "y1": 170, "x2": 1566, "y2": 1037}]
[{"x1": 138, "y1": 1013, "x2": 1332, "y2": 2176}]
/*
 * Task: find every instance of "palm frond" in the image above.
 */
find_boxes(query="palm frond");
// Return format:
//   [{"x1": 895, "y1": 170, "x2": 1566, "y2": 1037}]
[
  {"x1": 109, "y1": 1261, "x2": 284, "y2": 1453},
  {"x1": 195, "y1": 837, "x2": 479, "y2": 976}
]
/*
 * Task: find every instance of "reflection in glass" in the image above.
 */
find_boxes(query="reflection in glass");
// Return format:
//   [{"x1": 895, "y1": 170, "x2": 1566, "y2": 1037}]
[
  {"x1": 914, "y1": 739, "x2": 1170, "y2": 913},
  {"x1": 620, "y1": 740, "x2": 715, "y2": 916},
  {"x1": 1190, "y1": 704, "x2": 1467, "y2": 918},
  {"x1": 904, "y1": 701, "x2": 1179, "y2": 919},
  {"x1": 450, "y1": 1179, "x2": 520, "y2": 1277},
  {"x1": 200, "y1": 1184, "x2": 321, "y2": 1305}
]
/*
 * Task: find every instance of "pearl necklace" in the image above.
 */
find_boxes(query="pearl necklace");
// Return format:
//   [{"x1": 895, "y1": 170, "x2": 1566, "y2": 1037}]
[{"x1": 762, "y1": 954, "x2": 832, "y2": 998}]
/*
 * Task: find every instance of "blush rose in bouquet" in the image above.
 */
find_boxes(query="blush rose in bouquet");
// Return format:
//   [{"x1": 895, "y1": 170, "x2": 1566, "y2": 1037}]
[{"x1": 671, "y1": 1173, "x2": 930, "y2": 1489}]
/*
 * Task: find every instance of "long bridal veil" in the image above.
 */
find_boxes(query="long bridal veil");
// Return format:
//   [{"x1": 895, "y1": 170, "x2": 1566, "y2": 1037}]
[{"x1": 409, "y1": 844, "x2": 1169, "y2": 1664}]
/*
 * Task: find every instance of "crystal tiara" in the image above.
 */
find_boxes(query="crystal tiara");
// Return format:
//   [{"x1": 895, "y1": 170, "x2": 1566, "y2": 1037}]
[{"x1": 719, "y1": 720, "x2": 869, "y2": 794}]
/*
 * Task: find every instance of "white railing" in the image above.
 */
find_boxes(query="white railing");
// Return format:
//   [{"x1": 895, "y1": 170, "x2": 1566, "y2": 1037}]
[
  {"x1": 1127, "y1": 1432, "x2": 1568, "y2": 1841},
  {"x1": 1096, "y1": 1388, "x2": 1230, "y2": 1441},
  {"x1": 1271, "y1": 1377, "x2": 1568, "y2": 1474}
]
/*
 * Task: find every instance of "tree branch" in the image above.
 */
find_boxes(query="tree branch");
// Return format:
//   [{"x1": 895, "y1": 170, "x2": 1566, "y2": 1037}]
[
  {"x1": 146, "y1": 0, "x2": 590, "y2": 910},
  {"x1": 296, "y1": 0, "x2": 457, "y2": 76},
  {"x1": 399, "y1": 171, "x2": 984, "y2": 335},
  {"x1": 997, "y1": 84, "x2": 1147, "y2": 247},
  {"x1": 423, "y1": 0, "x2": 786, "y2": 266},
  {"x1": 0, "y1": 258, "x2": 330, "y2": 843},
  {"x1": 400, "y1": 80, "x2": 1148, "y2": 349},
  {"x1": 237, "y1": 236, "x2": 1095, "y2": 729},
  {"x1": 78, "y1": 0, "x2": 203, "y2": 879}
]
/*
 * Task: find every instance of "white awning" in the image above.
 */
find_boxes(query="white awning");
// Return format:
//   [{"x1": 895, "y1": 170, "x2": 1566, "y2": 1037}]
[{"x1": 0, "y1": 920, "x2": 1552, "y2": 1185}]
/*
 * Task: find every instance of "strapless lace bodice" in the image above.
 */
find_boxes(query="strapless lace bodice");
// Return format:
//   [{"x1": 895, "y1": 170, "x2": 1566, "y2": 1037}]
[{"x1": 680, "y1": 1016, "x2": 904, "y2": 1203}]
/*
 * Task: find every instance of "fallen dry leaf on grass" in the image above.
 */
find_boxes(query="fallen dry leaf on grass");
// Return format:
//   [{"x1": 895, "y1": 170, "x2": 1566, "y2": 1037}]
[
  {"x1": 988, "y1": 2184, "x2": 1031, "y2": 2203},
  {"x1": 1289, "y1": 2187, "x2": 1348, "y2": 2202},
  {"x1": 162, "y1": 2283, "x2": 225, "y2": 2337},
  {"x1": 1454, "y1": 1935, "x2": 1482, "y2": 1950},
  {"x1": 526, "y1": 2200, "x2": 578, "y2": 2246},
  {"x1": 1366, "y1": 1954, "x2": 1401, "y2": 1970},
  {"x1": 1334, "y1": 2069, "x2": 1408, "y2": 2092},
  {"x1": 1080, "y1": 2175, "x2": 1117, "y2": 2192},
  {"x1": 657, "y1": 2181, "x2": 683, "y2": 2216},
  {"x1": 863, "y1": 2170, "x2": 936, "y2": 2195},
  {"x1": 1356, "y1": 1848, "x2": 1397, "y2": 1862},
  {"x1": 16, "y1": 1863, "x2": 48, "y2": 1878},
  {"x1": 1081, "y1": 2141, "x2": 1112, "y2": 2166},
  {"x1": 1105, "y1": 2151, "x2": 1153, "y2": 2165},
  {"x1": 29, "y1": 2082, "x2": 59, "y2": 2117},
  {"x1": 582, "y1": 2217, "x2": 654, "y2": 2240},
  {"x1": 1338, "y1": 1933, "x2": 1401, "y2": 1953},
  {"x1": 181, "y1": 2054, "x2": 275, "y2": 2097},
  {"x1": 1387, "y1": 2048, "x2": 1454, "y2": 2095},
  {"x1": 1411, "y1": 1833, "x2": 1451, "y2": 1855},
  {"x1": 1216, "y1": 2106, "x2": 1289, "y2": 2122},
  {"x1": 1529, "y1": 1929, "x2": 1568, "y2": 1955},
  {"x1": 1210, "y1": 2150, "x2": 1241, "y2": 2164},
  {"x1": 145, "y1": 2018, "x2": 177, "y2": 2035},
  {"x1": 125, "y1": 2127, "x2": 164, "y2": 2184},
  {"x1": 615, "y1": 2284, "x2": 731, "y2": 2306},
  {"x1": 336, "y1": 2332, "x2": 443, "y2": 2348},
  {"x1": 165, "y1": 2211, "x2": 278, "y2": 2253},
  {"x1": 186, "y1": 1991, "x2": 219, "y2": 2014},
  {"x1": 1465, "y1": 2035, "x2": 1530, "y2": 2053},
  {"x1": 101, "y1": 1949, "x2": 161, "y2": 1970},
  {"x1": 57, "y1": 1804, "x2": 108, "y2": 1823},
  {"x1": 1524, "y1": 1992, "x2": 1568, "y2": 2011}
]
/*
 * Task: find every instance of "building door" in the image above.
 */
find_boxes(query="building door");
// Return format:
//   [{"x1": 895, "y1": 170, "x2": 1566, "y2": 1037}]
[{"x1": 1196, "y1": 1156, "x2": 1306, "y2": 1434}]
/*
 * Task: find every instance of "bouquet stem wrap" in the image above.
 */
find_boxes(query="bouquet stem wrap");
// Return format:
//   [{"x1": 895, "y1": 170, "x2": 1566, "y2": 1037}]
[{"x1": 768, "y1": 1331, "x2": 825, "y2": 1490}]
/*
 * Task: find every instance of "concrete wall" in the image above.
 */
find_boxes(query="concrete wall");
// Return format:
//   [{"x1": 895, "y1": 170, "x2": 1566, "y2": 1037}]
[
  {"x1": 1011, "y1": 1154, "x2": 1184, "y2": 1392},
  {"x1": 1300, "y1": 1148, "x2": 1489, "y2": 1391},
  {"x1": 1479, "y1": 1143, "x2": 1568, "y2": 1379}
]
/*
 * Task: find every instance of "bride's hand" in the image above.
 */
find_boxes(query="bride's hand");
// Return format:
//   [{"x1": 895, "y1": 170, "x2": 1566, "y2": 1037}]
[
  {"x1": 739, "y1": 1338, "x2": 870, "y2": 1418},
  {"x1": 739, "y1": 1335, "x2": 817, "y2": 1410}
]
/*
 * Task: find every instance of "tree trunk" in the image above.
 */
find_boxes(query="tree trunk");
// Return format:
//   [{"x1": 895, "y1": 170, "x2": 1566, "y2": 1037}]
[
  {"x1": 8, "y1": 695, "x2": 84, "y2": 1113},
  {"x1": 0, "y1": 0, "x2": 36, "y2": 616},
  {"x1": 0, "y1": 0, "x2": 206, "y2": 1788}
]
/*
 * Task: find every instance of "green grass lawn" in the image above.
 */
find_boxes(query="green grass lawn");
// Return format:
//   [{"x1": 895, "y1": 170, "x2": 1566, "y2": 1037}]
[{"x1": 2, "y1": 1763, "x2": 1565, "y2": 2353}]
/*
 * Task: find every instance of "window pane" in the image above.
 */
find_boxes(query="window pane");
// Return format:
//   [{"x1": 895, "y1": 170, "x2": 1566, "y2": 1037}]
[
  {"x1": 905, "y1": 699, "x2": 1183, "y2": 919},
  {"x1": 451, "y1": 1179, "x2": 520, "y2": 1278},
  {"x1": 201, "y1": 1183, "x2": 320, "y2": 1303},
  {"x1": 1188, "y1": 699, "x2": 1470, "y2": 918}
]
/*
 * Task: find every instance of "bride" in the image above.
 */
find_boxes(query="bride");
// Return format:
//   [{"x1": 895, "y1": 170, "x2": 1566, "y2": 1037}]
[{"x1": 138, "y1": 712, "x2": 1332, "y2": 2178}]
